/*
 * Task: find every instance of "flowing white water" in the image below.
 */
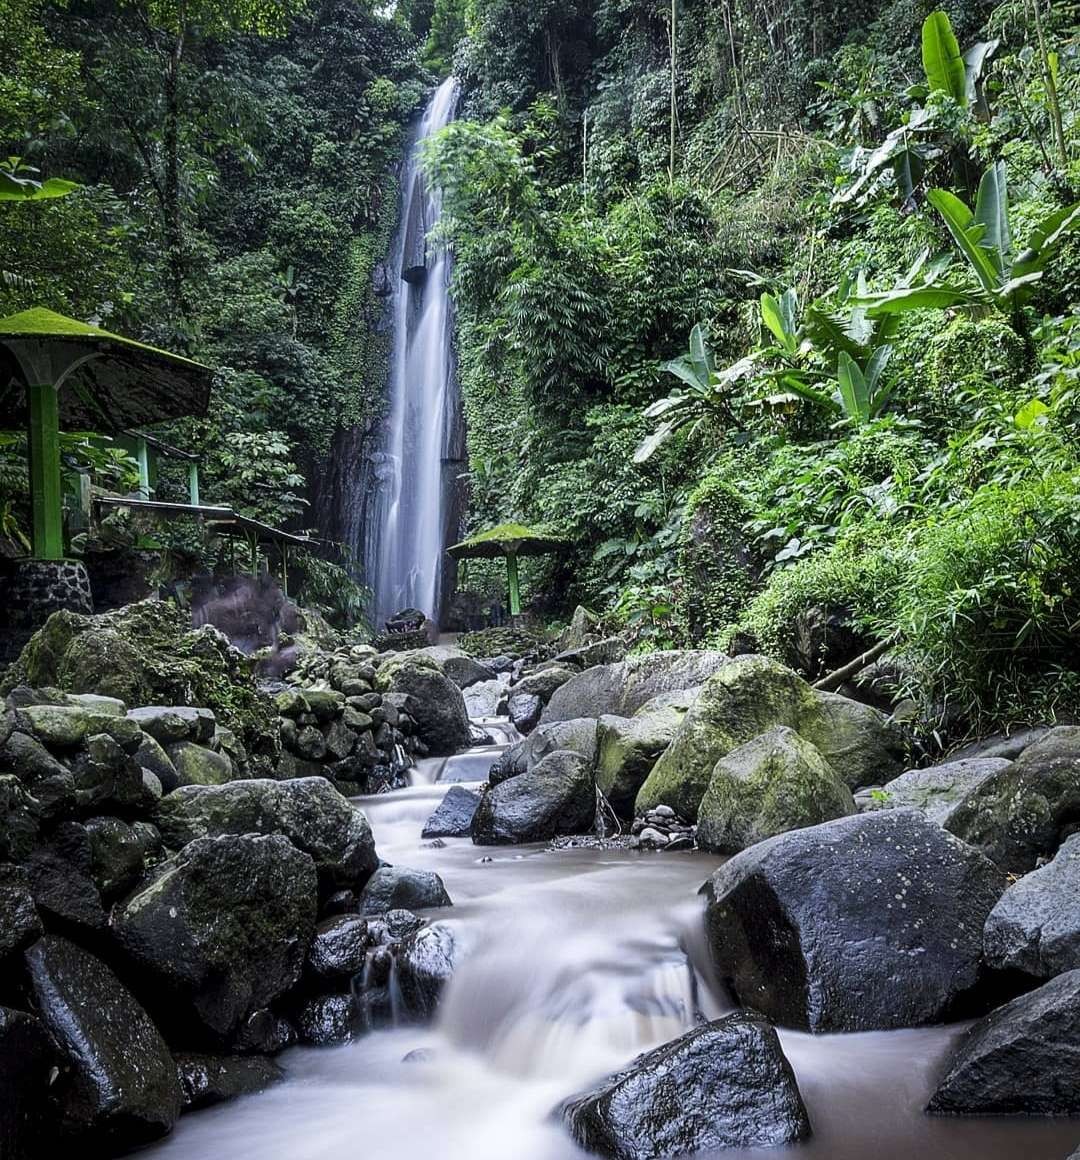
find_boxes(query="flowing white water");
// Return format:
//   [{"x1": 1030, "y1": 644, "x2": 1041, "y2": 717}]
[
  {"x1": 145, "y1": 742, "x2": 1080, "y2": 1160},
  {"x1": 368, "y1": 77, "x2": 460, "y2": 627}
]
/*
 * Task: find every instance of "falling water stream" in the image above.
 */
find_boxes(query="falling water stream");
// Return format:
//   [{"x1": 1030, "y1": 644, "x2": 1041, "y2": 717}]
[
  {"x1": 366, "y1": 78, "x2": 461, "y2": 628},
  {"x1": 145, "y1": 716, "x2": 1079, "y2": 1160}
]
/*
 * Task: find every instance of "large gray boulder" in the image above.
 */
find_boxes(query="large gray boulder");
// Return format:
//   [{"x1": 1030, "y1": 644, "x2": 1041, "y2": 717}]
[
  {"x1": 24, "y1": 935, "x2": 182, "y2": 1149},
  {"x1": 489, "y1": 718, "x2": 598, "y2": 785},
  {"x1": 697, "y1": 726, "x2": 855, "y2": 854},
  {"x1": 945, "y1": 727, "x2": 1080, "y2": 872},
  {"x1": 636, "y1": 655, "x2": 904, "y2": 820},
  {"x1": 541, "y1": 650, "x2": 730, "y2": 725},
  {"x1": 0, "y1": 864, "x2": 41, "y2": 960},
  {"x1": 472, "y1": 750, "x2": 595, "y2": 845},
  {"x1": 703, "y1": 810, "x2": 1007, "y2": 1032},
  {"x1": 112, "y1": 834, "x2": 318, "y2": 1042},
  {"x1": 155, "y1": 777, "x2": 377, "y2": 893},
  {"x1": 927, "y1": 968, "x2": 1080, "y2": 1114},
  {"x1": 560, "y1": 1014, "x2": 810, "y2": 1159},
  {"x1": 595, "y1": 705, "x2": 683, "y2": 819},
  {"x1": 984, "y1": 833, "x2": 1080, "y2": 979},
  {"x1": 869, "y1": 757, "x2": 1013, "y2": 826},
  {"x1": 0, "y1": 1006, "x2": 54, "y2": 1158},
  {"x1": 377, "y1": 660, "x2": 470, "y2": 755}
]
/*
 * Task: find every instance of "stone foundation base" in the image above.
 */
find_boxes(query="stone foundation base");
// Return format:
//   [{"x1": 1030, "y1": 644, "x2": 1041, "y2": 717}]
[{"x1": 1, "y1": 559, "x2": 94, "y2": 663}]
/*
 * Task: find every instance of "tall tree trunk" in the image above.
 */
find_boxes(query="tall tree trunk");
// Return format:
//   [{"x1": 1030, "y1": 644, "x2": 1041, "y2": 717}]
[{"x1": 163, "y1": 27, "x2": 188, "y2": 318}]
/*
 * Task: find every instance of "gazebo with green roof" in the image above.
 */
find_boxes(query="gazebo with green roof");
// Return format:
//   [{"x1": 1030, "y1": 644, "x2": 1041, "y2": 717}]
[
  {"x1": 447, "y1": 522, "x2": 566, "y2": 617},
  {"x1": 0, "y1": 307, "x2": 213, "y2": 559}
]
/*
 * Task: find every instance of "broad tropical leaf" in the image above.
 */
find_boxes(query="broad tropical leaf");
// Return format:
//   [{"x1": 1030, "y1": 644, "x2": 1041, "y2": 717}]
[
  {"x1": 973, "y1": 161, "x2": 1010, "y2": 276},
  {"x1": 633, "y1": 419, "x2": 678, "y2": 463},
  {"x1": 926, "y1": 187, "x2": 1001, "y2": 293},
  {"x1": 922, "y1": 12, "x2": 967, "y2": 104}
]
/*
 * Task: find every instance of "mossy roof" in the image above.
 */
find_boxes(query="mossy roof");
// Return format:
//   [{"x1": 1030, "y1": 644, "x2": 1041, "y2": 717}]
[
  {"x1": 0, "y1": 307, "x2": 213, "y2": 430},
  {"x1": 447, "y1": 522, "x2": 567, "y2": 559}
]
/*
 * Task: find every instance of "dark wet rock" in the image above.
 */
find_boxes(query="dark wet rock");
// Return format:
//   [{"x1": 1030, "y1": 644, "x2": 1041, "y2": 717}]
[
  {"x1": 703, "y1": 810, "x2": 1007, "y2": 1032},
  {"x1": 697, "y1": 726, "x2": 855, "y2": 854},
  {"x1": 72, "y1": 733, "x2": 145, "y2": 812},
  {"x1": 949, "y1": 727, "x2": 1054, "y2": 763},
  {"x1": 928, "y1": 968, "x2": 1080, "y2": 1114},
  {"x1": 0, "y1": 773, "x2": 40, "y2": 860},
  {"x1": 232, "y1": 1009, "x2": 296, "y2": 1055},
  {"x1": 945, "y1": 727, "x2": 1080, "y2": 873},
  {"x1": 395, "y1": 921, "x2": 457, "y2": 1020},
  {"x1": 508, "y1": 692, "x2": 543, "y2": 734},
  {"x1": 24, "y1": 824, "x2": 108, "y2": 935},
  {"x1": 360, "y1": 866, "x2": 452, "y2": 914},
  {"x1": 0, "y1": 864, "x2": 41, "y2": 960},
  {"x1": 293, "y1": 993, "x2": 356, "y2": 1045},
  {"x1": 24, "y1": 934, "x2": 182, "y2": 1149},
  {"x1": 541, "y1": 650, "x2": 731, "y2": 725},
  {"x1": 85, "y1": 815, "x2": 145, "y2": 901},
  {"x1": 175, "y1": 1052, "x2": 283, "y2": 1110},
  {"x1": 868, "y1": 757, "x2": 1013, "y2": 826},
  {"x1": 305, "y1": 914, "x2": 372, "y2": 984},
  {"x1": 112, "y1": 834, "x2": 318, "y2": 1042},
  {"x1": 984, "y1": 833, "x2": 1080, "y2": 979},
  {"x1": 0, "y1": 729, "x2": 75, "y2": 819},
  {"x1": 472, "y1": 750, "x2": 595, "y2": 845},
  {"x1": 132, "y1": 819, "x2": 164, "y2": 863},
  {"x1": 561, "y1": 1013, "x2": 810, "y2": 1159},
  {"x1": 595, "y1": 708, "x2": 682, "y2": 819},
  {"x1": 0, "y1": 1006, "x2": 55, "y2": 1158},
  {"x1": 367, "y1": 908, "x2": 425, "y2": 945},
  {"x1": 155, "y1": 777, "x2": 377, "y2": 893},
  {"x1": 490, "y1": 718, "x2": 598, "y2": 786},
  {"x1": 422, "y1": 785, "x2": 480, "y2": 838},
  {"x1": 134, "y1": 732, "x2": 179, "y2": 792},
  {"x1": 637, "y1": 655, "x2": 904, "y2": 820}
]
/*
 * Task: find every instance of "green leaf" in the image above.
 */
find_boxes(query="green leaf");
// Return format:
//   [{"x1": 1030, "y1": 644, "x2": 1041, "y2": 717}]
[
  {"x1": 927, "y1": 187, "x2": 1001, "y2": 293},
  {"x1": 973, "y1": 162, "x2": 1010, "y2": 276},
  {"x1": 864, "y1": 344, "x2": 893, "y2": 395},
  {"x1": 922, "y1": 11, "x2": 967, "y2": 104},
  {"x1": 661, "y1": 357, "x2": 707, "y2": 393},
  {"x1": 857, "y1": 284, "x2": 979, "y2": 314},
  {"x1": 1013, "y1": 202, "x2": 1080, "y2": 278},
  {"x1": 837, "y1": 351, "x2": 869, "y2": 423},
  {"x1": 633, "y1": 419, "x2": 677, "y2": 464},
  {"x1": 760, "y1": 292, "x2": 796, "y2": 353},
  {"x1": 687, "y1": 323, "x2": 712, "y2": 384},
  {"x1": 1014, "y1": 398, "x2": 1050, "y2": 429}
]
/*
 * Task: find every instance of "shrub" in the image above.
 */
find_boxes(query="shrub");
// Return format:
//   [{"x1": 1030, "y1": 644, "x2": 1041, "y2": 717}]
[{"x1": 893, "y1": 472, "x2": 1080, "y2": 727}]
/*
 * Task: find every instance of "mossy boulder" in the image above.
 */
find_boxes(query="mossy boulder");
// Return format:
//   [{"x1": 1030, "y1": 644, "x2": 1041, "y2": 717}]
[
  {"x1": 542, "y1": 650, "x2": 731, "y2": 725},
  {"x1": 697, "y1": 726, "x2": 856, "y2": 854},
  {"x1": 111, "y1": 834, "x2": 318, "y2": 1043},
  {"x1": 595, "y1": 705, "x2": 684, "y2": 819},
  {"x1": 636, "y1": 655, "x2": 903, "y2": 820},
  {"x1": 154, "y1": 777, "x2": 377, "y2": 893},
  {"x1": 945, "y1": 727, "x2": 1080, "y2": 873},
  {"x1": 2, "y1": 601, "x2": 279, "y2": 773}
]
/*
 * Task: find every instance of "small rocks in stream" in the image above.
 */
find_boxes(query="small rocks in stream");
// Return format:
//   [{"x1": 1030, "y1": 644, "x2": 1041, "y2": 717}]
[
  {"x1": 629, "y1": 806, "x2": 696, "y2": 851},
  {"x1": 560, "y1": 1013, "x2": 811, "y2": 1159},
  {"x1": 292, "y1": 994, "x2": 358, "y2": 1046},
  {"x1": 421, "y1": 784, "x2": 481, "y2": 838},
  {"x1": 359, "y1": 866, "x2": 452, "y2": 914}
]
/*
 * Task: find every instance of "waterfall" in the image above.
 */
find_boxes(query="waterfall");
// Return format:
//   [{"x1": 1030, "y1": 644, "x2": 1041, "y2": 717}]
[{"x1": 366, "y1": 77, "x2": 462, "y2": 629}]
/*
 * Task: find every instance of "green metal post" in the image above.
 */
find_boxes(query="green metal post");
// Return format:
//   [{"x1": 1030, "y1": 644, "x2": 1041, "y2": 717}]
[
  {"x1": 506, "y1": 552, "x2": 521, "y2": 617},
  {"x1": 27, "y1": 383, "x2": 63, "y2": 560},
  {"x1": 188, "y1": 461, "x2": 200, "y2": 506},
  {"x1": 135, "y1": 436, "x2": 150, "y2": 498}
]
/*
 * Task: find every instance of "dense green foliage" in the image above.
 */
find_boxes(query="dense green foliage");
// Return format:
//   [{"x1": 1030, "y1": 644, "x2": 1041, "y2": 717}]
[
  {"x1": 1, "y1": 0, "x2": 427, "y2": 598},
  {"x1": 427, "y1": 0, "x2": 1080, "y2": 735}
]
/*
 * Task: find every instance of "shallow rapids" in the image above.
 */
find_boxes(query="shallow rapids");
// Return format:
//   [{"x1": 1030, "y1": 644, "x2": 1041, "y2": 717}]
[{"x1": 145, "y1": 750, "x2": 1079, "y2": 1160}]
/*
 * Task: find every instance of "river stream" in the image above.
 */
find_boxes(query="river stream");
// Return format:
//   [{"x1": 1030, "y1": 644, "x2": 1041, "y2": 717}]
[{"x1": 145, "y1": 728, "x2": 1079, "y2": 1160}]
